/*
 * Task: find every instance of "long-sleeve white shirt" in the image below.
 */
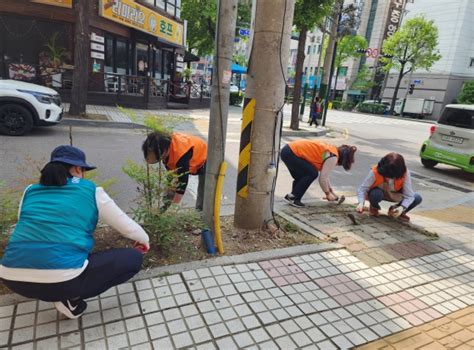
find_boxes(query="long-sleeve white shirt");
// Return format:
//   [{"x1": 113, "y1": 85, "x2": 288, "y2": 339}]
[
  {"x1": 319, "y1": 156, "x2": 338, "y2": 193},
  {"x1": 357, "y1": 170, "x2": 416, "y2": 209},
  {"x1": 0, "y1": 187, "x2": 149, "y2": 283}
]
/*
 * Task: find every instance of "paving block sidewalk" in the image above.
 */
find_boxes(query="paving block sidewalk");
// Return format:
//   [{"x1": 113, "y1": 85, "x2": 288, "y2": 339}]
[{"x1": 1, "y1": 203, "x2": 473, "y2": 349}]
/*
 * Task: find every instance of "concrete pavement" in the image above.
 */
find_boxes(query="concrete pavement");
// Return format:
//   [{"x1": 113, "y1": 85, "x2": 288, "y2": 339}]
[{"x1": 1, "y1": 202, "x2": 473, "y2": 349}]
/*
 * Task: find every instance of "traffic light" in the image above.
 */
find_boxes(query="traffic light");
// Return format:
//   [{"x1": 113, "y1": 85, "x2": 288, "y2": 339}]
[{"x1": 408, "y1": 83, "x2": 415, "y2": 95}]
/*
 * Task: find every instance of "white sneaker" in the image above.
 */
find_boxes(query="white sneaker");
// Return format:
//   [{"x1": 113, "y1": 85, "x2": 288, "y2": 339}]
[{"x1": 54, "y1": 299, "x2": 87, "y2": 319}]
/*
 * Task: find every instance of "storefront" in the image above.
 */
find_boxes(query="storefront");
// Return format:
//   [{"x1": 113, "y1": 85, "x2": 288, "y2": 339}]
[{"x1": 0, "y1": 0, "x2": 188, "y2": 108}]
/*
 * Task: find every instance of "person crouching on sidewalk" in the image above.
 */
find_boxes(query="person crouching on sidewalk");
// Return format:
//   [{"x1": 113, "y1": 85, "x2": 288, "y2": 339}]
[
  {"x1": 142, "y1": 131, "x2": 207, "y2": 211},
  {"x1": 281, "y1": 140, "x2": 357, "y2": 207},
  {"x1": 0, "y1": 145, "x2": 149, "y2": 319},
  {"x1": 357, "y1": 152, "x2": 422, "y2": 222}
]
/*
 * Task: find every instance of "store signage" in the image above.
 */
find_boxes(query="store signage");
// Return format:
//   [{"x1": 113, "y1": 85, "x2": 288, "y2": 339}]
[
  {"x1": 91, "y1": 33, "x2": 105, "y2": 44},
  {"x1": 91, "y1": 51, "x2": 105, "y2": 60},
  {"x1": 383, "y1": 0, "x2": 406, "y2": 41},
  {"x1": 98, "y1": 0, "x2": 184, "y2": 47},
  {"x1": 91, "y1": 43, "x2": 105, "y2": 52},
  {"x1": 30, "y1": 0, "x2": 72, "y2": 8}
]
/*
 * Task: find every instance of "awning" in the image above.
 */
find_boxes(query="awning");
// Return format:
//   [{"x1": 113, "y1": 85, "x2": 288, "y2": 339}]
[
  {"x1": 231, "y1": 63, "x2": 247, "y2": 74},
  {"x1": 184, "y1": 51, "x2": 200, "y2": 63},
  {"x1": 209, "y1": 63, "x2": 247, "y2": 74}
]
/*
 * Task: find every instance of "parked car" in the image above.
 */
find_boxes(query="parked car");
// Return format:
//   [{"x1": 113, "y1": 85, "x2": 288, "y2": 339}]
[
  {"x1": 394, "y1": 98, "x2": 435, "y2": 119},
  {"x1": 0, "y1": 79, "x2": 62, "y2": 136},
  {"x1": 420, "y1": 104, "x2": 474, "y2": 173},
  {"x1": 363, "y1": 100, "x2": 390, "y2": 113}
]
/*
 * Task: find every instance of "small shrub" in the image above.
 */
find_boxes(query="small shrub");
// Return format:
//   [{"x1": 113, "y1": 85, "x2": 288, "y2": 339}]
[
  {"x1": 121, "y1": 108, "x2": 204, "y2": 252},
  {"x1": 356, "y1": 102, "x2": 387, "y2": 114},
  {"x1": 457, "y1": 80, "x2": 474, "y2": 104},
  {"x1": 332, "y1": 101, "x2": 355, "y2": 111},
  {"x1": 230, "y1": 92, "x2": 244, "y2": 106}
]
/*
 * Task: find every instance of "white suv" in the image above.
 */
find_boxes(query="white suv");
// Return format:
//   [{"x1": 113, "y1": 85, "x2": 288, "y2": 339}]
[{"x1": 0, "y1": 79, "x2": 63, "y2": 136}]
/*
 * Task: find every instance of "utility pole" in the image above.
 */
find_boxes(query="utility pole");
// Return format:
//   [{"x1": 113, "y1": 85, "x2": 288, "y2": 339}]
[
  {"x1": 69, "y1": 0, "x2": 91, "y2": 116},
  {"x1": 203, "y1": 1, "x2": 238, "y2": 226},
  {"x1": 234, "y1": 0, "x2": 295, "y2": 230},
  {"x1": 321, "y1": 0, "x2": 343, "y2": 126}
]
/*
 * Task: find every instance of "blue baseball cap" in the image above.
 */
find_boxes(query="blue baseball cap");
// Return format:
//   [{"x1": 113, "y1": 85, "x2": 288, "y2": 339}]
[{"x1": 50, "y1": 145, "x2": 96, "y2": 171}]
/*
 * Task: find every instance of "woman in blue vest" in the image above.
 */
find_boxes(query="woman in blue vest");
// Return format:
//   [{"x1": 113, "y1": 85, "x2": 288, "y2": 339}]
[{"x1": 0, "y1": 146, "x2": 150, "y2": 319}]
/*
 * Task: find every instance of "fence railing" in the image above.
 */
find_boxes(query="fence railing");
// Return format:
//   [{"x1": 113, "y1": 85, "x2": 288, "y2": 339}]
[{"x1": 3, "y1": 61, "x2": 211, "y2": 104}]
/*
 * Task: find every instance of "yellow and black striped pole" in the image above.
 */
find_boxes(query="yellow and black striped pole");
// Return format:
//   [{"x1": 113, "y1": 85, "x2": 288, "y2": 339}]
[{"x1": 236, "y1": 97, "x2": 255, "y2": 198}]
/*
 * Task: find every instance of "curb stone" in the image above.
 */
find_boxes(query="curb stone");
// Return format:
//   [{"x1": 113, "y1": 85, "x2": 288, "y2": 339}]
[
  {"x1": 62, "y1": 118, "x2": 146, "y2": 129},
  {"x1": 0, "y1": 242, "x2": 341, "y2": 306}
]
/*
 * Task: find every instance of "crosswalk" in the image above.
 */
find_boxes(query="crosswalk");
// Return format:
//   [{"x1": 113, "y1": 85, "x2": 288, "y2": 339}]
[{"x1": 281, "y1": 106, "x2": 431, "y2": 126}]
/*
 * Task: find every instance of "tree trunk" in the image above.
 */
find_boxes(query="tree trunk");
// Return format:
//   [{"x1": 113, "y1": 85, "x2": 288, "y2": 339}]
[
  {"x1": 234, "y1": 0, "x2": 295, "y2": 230},
  {"x1": 319, "y1": 0, "x2": 340, "y2": 102},
  {"x1": 389, "y1": 62, "x2": 405, "y2": 115},
  {"x1": 69, "y1": 0, "x2": 91, "y2": 116},
  {"x1": 290, "y1": 25, "x2": 307, "y2": 130}
]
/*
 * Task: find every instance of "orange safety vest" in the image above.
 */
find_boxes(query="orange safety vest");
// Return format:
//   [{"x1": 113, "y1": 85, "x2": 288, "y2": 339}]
[
  {"x1": 166, "y1": 133, "x2": 207, "y2": 175},
  {"x1": 370, "y1": 165, "x2": 405, "y2": 191},
  {"x1": 288, "y1": 140, "x2": 339, "y2": 171}
]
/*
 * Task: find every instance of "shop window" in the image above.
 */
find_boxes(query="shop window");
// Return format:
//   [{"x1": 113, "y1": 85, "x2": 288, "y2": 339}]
[
  {"x1": 154, "y1": 48, "x2": 162, "y2": 79},
  {"x1": 116, "y1": 39, "x2": 128, "y2": 74},
  {"x1": 104, "y1": 37, "x2": 114, "y2": 73},
  {"x1": 163, "y1": 50, "x2": 173, "y2": 80},
  {"x1": 0, "y1": 15, "x2": 71, "y2": 80}
]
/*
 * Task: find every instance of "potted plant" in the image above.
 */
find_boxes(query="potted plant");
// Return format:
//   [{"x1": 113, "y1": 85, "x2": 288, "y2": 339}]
[{"x1": 39, "y1": 32, "x2": 70, "y2": 87}]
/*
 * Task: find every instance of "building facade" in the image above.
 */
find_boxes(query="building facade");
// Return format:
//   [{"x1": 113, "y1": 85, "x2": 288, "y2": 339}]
[
  {"x1": 0, "y1": 0, "x2": 189, "y2": 109},
  {"x1": 288, "y1": 29, "x2": 325, "y2": 89},
  {"x1": 382, "y1": 0, "x2": 474, "y2": 118}
]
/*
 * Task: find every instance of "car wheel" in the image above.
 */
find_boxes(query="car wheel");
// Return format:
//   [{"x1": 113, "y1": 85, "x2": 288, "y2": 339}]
[
  {"x1": 421, "y1": 158, "x2": 438, "y2": 168},
  {"x1": 0, "y1": 104, "x2": 34, "y2": 136}
]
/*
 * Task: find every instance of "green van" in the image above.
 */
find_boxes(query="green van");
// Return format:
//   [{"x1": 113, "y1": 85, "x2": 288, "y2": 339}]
[{"x1": 420, "y1": 104, "x2": 474, "y2": 173}]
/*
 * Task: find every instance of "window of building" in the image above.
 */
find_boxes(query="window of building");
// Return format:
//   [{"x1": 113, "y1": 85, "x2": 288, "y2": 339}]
[
  {"x1": 162, "y1": 49, "x2": 174, "y2": 80},
  {"x1": 470, "y1": 58, "x2": 474, "y2": 67},
  {"x1": 338, "y1": 67, "x2": 348, "y2": 76},
  {"x1": 105, "y1": 37, "x2": 114, "y2": 73},
  {"x1": 313, "y1": 45, "x2": 318, "y2": 54},
  {"x1": 304, "y1": 67, "x2": 308, "y2": 75},
  {"x1": 156, "y1": 0, "x2": 165, "y2": 10},
  {"x1": 115, "y1": 39, "x2": 128, "y2": 74},
  {"x1": 307, "y1": 46, "x2": 311, "y2": 55},
  {"x1": 0, "y1": 15, "x2": 71, "y2": 79},
  {"x1": 153, "y1": 48, "x2": 162, "y2": 78}
]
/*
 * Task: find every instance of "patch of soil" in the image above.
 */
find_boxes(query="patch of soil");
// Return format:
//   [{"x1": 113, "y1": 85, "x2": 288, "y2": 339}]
[
  {"x1": 93, "y1": 216, "x2": 321, "y2": 269},
  {"x1": 0, "y1": 216, "x2": 320, "y2": 295},
  {"x1": 64, "y1": 113, "x2": 109, "y2": 121}
]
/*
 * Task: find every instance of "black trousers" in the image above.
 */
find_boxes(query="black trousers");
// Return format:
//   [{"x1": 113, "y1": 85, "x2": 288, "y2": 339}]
[
  {"x1": 2, "y1": 248, "x2": 143, "y2": 302},
  {"x1": 280, "y1": 145, "x2": 319, "y2": 200}
]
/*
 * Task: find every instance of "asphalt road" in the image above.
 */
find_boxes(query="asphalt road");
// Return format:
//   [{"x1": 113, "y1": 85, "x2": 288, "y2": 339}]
[{"x1": 1, "y1": 106, "x2": 472, "y2": 227}]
